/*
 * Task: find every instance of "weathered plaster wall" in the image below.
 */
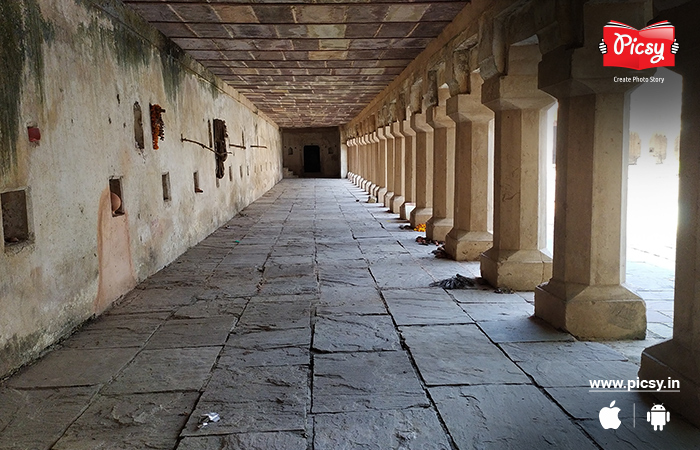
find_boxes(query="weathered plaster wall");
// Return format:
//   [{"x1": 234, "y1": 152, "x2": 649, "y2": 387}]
[
  {"x1": 0, "y1": 0, "x2": 282, "y2": 377},
  {"x1": 282, "y1": 127, "x2": 341, "y2": 178}
]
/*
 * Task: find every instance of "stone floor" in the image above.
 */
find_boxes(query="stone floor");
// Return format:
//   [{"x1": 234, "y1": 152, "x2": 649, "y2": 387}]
[{"x1": 1, "y1": 178, "x2": 698, "y2": 450}]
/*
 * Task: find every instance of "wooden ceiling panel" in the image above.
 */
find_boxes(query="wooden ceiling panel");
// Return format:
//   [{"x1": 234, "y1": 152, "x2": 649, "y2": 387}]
[{"x1": 123, "y1": 0, "x2": 469, "y2": 127}]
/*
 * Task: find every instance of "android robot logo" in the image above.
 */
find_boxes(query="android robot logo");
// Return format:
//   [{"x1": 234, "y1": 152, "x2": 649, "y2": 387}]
[{"x1": 647, "y1": 404, "x2": 670, "y2": 431}]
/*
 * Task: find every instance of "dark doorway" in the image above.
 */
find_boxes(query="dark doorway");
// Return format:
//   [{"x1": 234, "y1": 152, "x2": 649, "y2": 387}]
[{"x1": 303, "y1": 145, "x2": 321, "y2": 173}]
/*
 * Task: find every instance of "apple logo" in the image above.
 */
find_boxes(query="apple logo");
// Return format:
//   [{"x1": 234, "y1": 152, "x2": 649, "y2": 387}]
[{"x1": 599, "y1": 400, "x2": 622, "y2": 429}]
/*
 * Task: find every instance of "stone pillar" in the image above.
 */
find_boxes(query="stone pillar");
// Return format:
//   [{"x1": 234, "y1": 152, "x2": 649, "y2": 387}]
[
  {"x1": 400, "y1": 117, "x2": 416, "y2": 220},
  {"x1": 534, "y1": 2, "x2": 650, "y2": 339},
  {"x1": 357, "y1": 137, "x2": 366, "y2": 188},
  {"x1": 426, "y1": 104, "x2": 456, "y2": 241},
  {"x1": 391, "y1": 121, "x2": 406, "y2": 214},
  {"x1": 445, "y1": 87, "x2": 494, "y2": 261},
  {"x1": 384, "y1": 125, "x2": 396, "y2": 208},
  {"x1": 341, "y1": 139, "x2": 348, "y2": 178},
  {"x1": 639, "y1": 1, "x2": 700, "y2": 427},
  {"x1": 346, "y1": 139, "x2": 353, "y2": 181},
  {"x1": 480, "y1": 46, "x2": 556, "y2": 288},
  {"x1": 376, "y1": 127, "x2": 388, "y2": 204},
  {"x1": 370, "y1": 131, "x2": 380, "y2": 200},
  {"x1": 409, "y1": 112, "x2": 434, "y2": 228},
  {"x1": 352, "y1": 138, "x2": 360, "y2": 184}
]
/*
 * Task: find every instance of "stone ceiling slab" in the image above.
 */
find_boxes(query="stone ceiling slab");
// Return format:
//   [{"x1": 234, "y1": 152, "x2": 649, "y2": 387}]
[{"x1": 123, "y1": 0, "x2": 469, "y2": 128}]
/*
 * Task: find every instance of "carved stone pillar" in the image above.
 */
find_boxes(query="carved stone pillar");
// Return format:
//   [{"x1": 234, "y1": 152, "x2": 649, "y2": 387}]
[
  {"x1": 426, "y1": 104, "x2": 456, "y2": 241},
  {"x1": 445, "y1": 85, "x2": 494, "y2": 261},
  {"x1": 390, "y1": 121, "x2": 406, "y2": 214},
  {"x1": 409, "y1": 113, "x2": 434, "y2": 228},
  {"x1": 400, "y1": 117, "x2": 416, "y2": 220}
]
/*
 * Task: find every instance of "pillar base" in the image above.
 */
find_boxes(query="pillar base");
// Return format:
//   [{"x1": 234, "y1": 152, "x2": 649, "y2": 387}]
[
  {"x1": 639, "y1": 341, "x2": 700, "y2": 428},
  {"x1": 377, "y1": 187, "x2": 388, "y2": 204},
  {"x1": 410, "y1": 207, "x2": 432, "y2": 228},
  {"x1": 391, "y1": 195, "x2": 405, "y2": 214},
  {"x1": 480, "y1": 249, "x2": 552, "y2": 291},
  {"x1": 426, "y1": 217, "x2": 453, "y2": 242},
  {"x1": 400, "y1": 202, "x2": 415, "y2": 221},
  {"x1": 445, "y1": 230, "x2": 493, "y2": 261},
  {"x1": 534, "y1": 281, "x2": 646, "y2": 340},
  {"x1": 384, "y1": 191, "x2": 395, "y2": 208}
]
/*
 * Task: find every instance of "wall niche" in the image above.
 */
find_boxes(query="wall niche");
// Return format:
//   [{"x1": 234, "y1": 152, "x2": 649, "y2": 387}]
[
  {"x1": 133, "y1": 102, "x2": 145, "y2": 150},
  {"x1": 1, "y1": 189, "x2": 30, "y2": 246},
  {"x1": 213, "y1": 119, "x2": 228, "y2": 179}
]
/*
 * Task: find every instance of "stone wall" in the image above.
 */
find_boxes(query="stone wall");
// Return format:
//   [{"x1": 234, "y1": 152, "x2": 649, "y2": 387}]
[
  {"x1": 0, "y1": 0, "x2": 283, "y2": 377},
  {"x1": 282, "y1": 127, "x2": 341, "y2": 178}
]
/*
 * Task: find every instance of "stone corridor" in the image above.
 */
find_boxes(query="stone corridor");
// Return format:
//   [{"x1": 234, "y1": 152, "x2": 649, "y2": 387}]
[{"x1": 1, "y1": 178, "x2": 699, "y2": 449}]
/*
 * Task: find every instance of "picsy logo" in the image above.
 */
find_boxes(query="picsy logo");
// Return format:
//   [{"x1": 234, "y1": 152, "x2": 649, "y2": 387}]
[{"x1": 599, "y1": 20, "x2": 679, "y2": 69}]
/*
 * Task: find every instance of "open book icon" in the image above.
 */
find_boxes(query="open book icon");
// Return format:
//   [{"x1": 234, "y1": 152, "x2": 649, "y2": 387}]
[{"x1": 603, "y1": 21, "x2": 675, "y2": 70}]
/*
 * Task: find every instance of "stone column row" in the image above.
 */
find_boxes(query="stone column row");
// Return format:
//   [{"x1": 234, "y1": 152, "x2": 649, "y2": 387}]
[
  {"x1": 349, "y1": 0, "x2": 700, "y2": 431},
  {"x1": 347, "y1": 119, "x2": 430, "y2": 221}
]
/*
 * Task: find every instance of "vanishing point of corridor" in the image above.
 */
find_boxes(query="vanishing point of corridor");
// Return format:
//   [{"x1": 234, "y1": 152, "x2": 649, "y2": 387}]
[{"x1": 1, "y1": 179, "x2": 699, "y2": 449}]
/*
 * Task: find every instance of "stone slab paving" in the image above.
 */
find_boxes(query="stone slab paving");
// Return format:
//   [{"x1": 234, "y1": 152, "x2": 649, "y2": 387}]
[
  {"x1": 173, "y1": 297, "x2": 247, "y2": 319},
  {"x1": 313, "y1": 408, "x2": 452, "y2": 450},
  {"x1": 460, "y1": 301, "x2": 534, "y2": 321},
  {"x1": 62, "y1": 313, "x2": 168, "y2": 349},
  {"x1": 316, "y1": 285, "x2": 387, "y2": 315},
  {"x1": 144, "y1": 317, "x2": 236, "y2": 349},
  {"x1": 313, "y1": 315, "x2": 401, "y2": 352},
  {"x1": 431, "y1": 385, "x2": 600, "y2": 450},
  {"x1": 103, "y1": 346, "x2": 222, "y2": 394},
  {"x1": 236, "y1": 300, "x2": 311, "y2": 330},
  {"x1": 478, "y1": 317, "x2": 576, "y2": 343},
  {"x1": 382, "y1": 288, "x2": 473, "y2": 325},
  {"x1": 181, "y1": 365, "x2": 309, "y2": 435},
  {"x1": 400, "y1": 324, "x2": 530, "y2": 386},
  {"x1": 0, "y1": 386, "x2": 99, "y2": 450},
  {"x1": 1, "y1": 178, "x2": 698, "y2": 449},
  {"x1": 6, "y1": 347, "x2": 140, "y2": 388},
  {"x1": 53, "y1": 392, "x2": 199, "y2": 450},
  {"x1": 312, "y1": 351, "x2": 429, "y2": 413},
  {"x1": 177, "y1": 432, "x2": 308, "y2": 450}
]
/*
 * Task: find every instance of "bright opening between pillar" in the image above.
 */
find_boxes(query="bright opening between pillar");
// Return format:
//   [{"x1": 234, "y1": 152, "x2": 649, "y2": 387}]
[
  {"x1": 625, "y1": 67, "x2": 681, "y2": 337},
  {"x1": 545, "y1": 68, "x2": 680, "y2": 337}
]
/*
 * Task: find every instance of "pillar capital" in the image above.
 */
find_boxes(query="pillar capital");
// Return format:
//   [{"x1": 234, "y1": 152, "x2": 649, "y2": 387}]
[
  {"x1": 446, "y1": 93, "x2": 493, "y2": 124},
  {"x1": 426, "y1": 104, "x2": 454, "y2": 130},
  {"x1": 384, "y1": 124, "x2": 394, "y2": 140},
  {"x1": 482, "y1": 74, "x2": 555, "y2": 111},
  {"x1": 410, "y1": 112, "x2": 433, "y2": 134},
  {"x1": 538, "y1": 1, "x2": 653, "y2": 99},
  {"x1": 391, "y1": 120, "x2": 402, "y2": 137},
  {"x1": 370, "y1": 131, "x2": 379, "y2": 144},
  {"x1": 400, "y1": 117, "x2": 416, "y2": 137}
]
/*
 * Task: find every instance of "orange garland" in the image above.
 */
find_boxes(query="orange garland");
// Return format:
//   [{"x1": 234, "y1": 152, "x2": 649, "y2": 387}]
[{"x1": 150, "y1": 104, "x2": 165, "y2": 149}]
